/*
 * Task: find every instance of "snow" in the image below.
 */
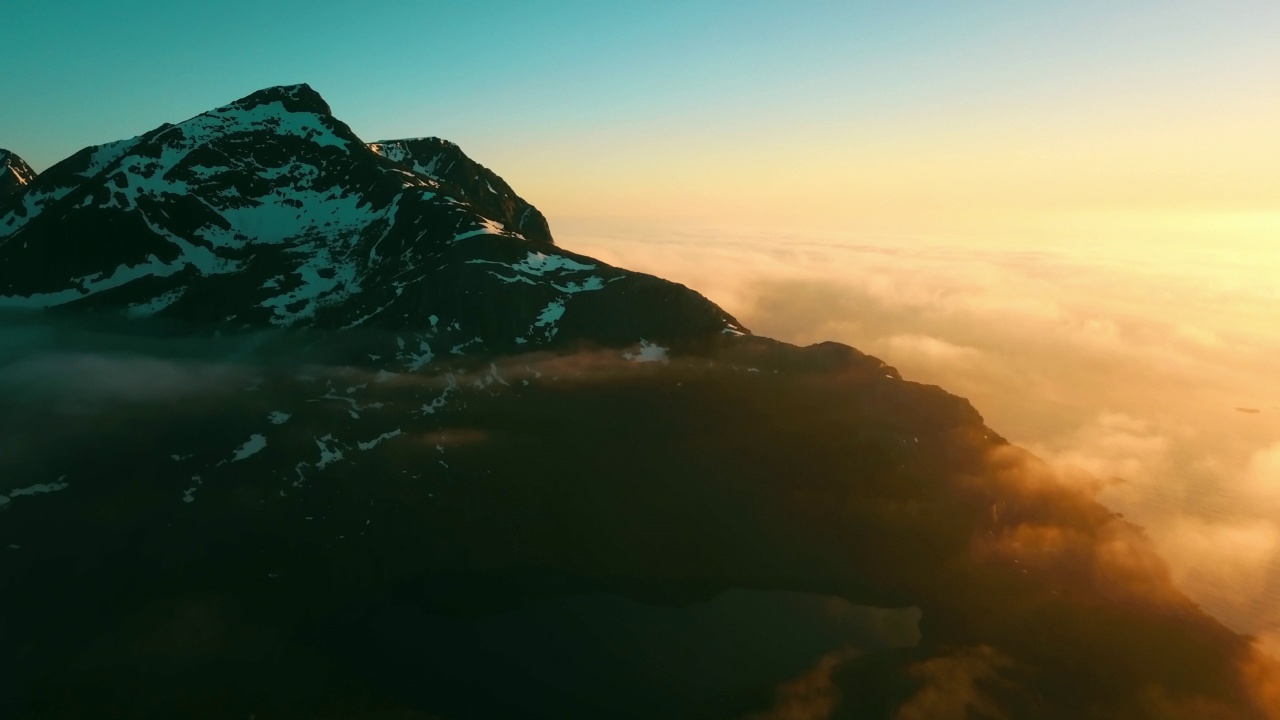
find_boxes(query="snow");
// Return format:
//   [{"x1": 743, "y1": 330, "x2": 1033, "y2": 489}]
[
  {"x1": 258, "y1": 240, "x2": 361, "y2": 325},
  {"x1": 357, "y1": 428, "x2": 402, "y2": 451},
  {"x1": 530, "y1": 298, "x2": 566, "y2": 340},
  {"x1": 268, "y1": 411, "x2": 292, "y2": 425},
  {"x1": 182, "y1": 474, "x2": 205, "y2": 503},
  {"x1": 419, "y1": 374, "x2": 457, "y2": 415},
  {"x1": 173, "y1": 99, "x2": 351, "y2": 152},
  {"x1": 1, "y1": 477, "x2": 70, "y2": 507},
  {"x1": 487, "y1": 362, "x2": 509, "y2": 386},
  {"x1": 231, "y1": 434, "x2": 268, "y2": 461},
  {"x1": 126, "y1": 288, "x2": 186, "y2": 317},
  {"x1": 452, "y1": 218, "x2": 508, "y2": 243},
  {"x1": 467, "y1": 251, "x2": 598, "y2": 284},
  {"x1": 1, "y1": 95, "x2": 427, "y2": 314},
  {"x1": 369, "y1": 143, "x2": 457, "y2": 181},
  {"x1": 463, "y1": 252, "x2": 606, "y2": 304},
  {"x1": 342, "y1": 298, "x2": 397, "y2": 329},
  {"x1": 552, "y1": 276, "x2": 605, "y2": 294},
  {"x1": 450, "y1": 337, "x2": 482, "y2": 355},
  {"x1": 81, "y1": 137, "x2": 144, "y2": 178},
  {"x1": 0, "y1": 253, "x2": 184, "y2": 309},
  {"x1": 514, "y1": 252, "x2": 595, "y2": 274},
  {"x1": 624, "y1": 340, "x2": 669, "y2": 364},
  {"x1": 396, "y1": 336, "x2": 435, "y2": 371},
  {"x1": 315, "y1": 435, "x2": 344, "y2": 470}
]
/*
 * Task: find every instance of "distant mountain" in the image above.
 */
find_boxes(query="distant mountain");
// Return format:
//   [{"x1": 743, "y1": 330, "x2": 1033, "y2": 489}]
[
  {"x1": 0, "y1": 149, "x2": 36, "y2": 201},
  {"x1": 1, "y1": 86, "x2": 1275, "y2": 720}
]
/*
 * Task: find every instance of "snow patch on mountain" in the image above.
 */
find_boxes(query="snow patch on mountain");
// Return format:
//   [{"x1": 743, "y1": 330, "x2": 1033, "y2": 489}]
[
  {"x1": 625, "y1": 340, "x2": 669, "y2": 363},
  {"x1": 231, "y1": 434, "x2": 268, "y2": 462},
  {"x1": 531, "y1": 298, "x2": 567, "y2": 340},
  {"x1": 467, "y1": 251, "x2": 607, "y2": 297},
  {"x1": 127, "y1": 288, "x2": 186, "y2": 317},
  {"x1": 453, "y1": 218, "x2": 510, "y2": 243},
  {"x1": 259, "y1": 241, "x2": 362, "y2": 325},
  {"x1": 0, "y1": 253, "x2": 184, "y2": 309},
  {"x1": 357, "y1": 428, "x2": 402, "y2": 451},
  {"x1": 315, "y1": 435, "x2": 345, "y2": 470},
  {"x1": 0, "y1": 477, "x2": 70, "y2": 509}
]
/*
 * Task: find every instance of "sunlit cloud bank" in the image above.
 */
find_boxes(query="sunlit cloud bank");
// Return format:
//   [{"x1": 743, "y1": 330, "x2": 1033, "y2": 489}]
[{"x1": 558, "y1": 218, "x2": 1280, "y2": 651}]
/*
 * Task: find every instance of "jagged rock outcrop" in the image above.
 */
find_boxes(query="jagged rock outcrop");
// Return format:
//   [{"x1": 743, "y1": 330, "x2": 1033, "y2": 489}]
[
  {"x1": 0, "y1": 149, "x2": 36, "y2": 201},
  {"x1": 369, "y1": 137, "x2": 553, "y2": 246}
]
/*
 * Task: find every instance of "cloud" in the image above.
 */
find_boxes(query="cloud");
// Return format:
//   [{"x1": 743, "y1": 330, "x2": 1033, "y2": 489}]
[
  {"x1": 416, "y1": 428, "x2": 489, "y2": 449},
  {"x1": 1030, "y1": 412, "x2": 1172, "y2": 487},
  {"x1": 1242, "y1": 643, "x2": 1280, "y2": 720},
  {"x1": 1246, "y1": 442, "x2": 1280, "y2": 506},
  {"x1": 881, "y1": 334, "x2": 983, "y2": 366},
  {"x1": 895, "y1": 646, "x2": 1012, "y2": 720},
  {"x1": 741, "y1": 647, "x2": 859, "y2": 720},
  {"x1": 0, "y1": 351, "x2": 252, "y2": 406},
  {"x1": 558, "y1": 222, "x2": 1280, "y2": 648}
]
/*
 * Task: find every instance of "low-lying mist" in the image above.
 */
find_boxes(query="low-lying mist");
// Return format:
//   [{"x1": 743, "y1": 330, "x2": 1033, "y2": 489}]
[{"x1": 559, "y1": 219, "x2": 1280, "y2": 653}]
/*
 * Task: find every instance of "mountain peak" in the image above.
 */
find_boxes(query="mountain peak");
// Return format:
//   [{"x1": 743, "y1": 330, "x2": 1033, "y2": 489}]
[
  {"x1": 370, "y1": 137, "x2": 554, "y2": 246},
  {"x1": 0, "y1": 149, "x2": 36, "y2": 201},
  {"x1": 226, "y1": 83, "x2": 334, "y2": 117},
  {"x1": 0, "y1": 86, "x2": 743, "y2": 353}
]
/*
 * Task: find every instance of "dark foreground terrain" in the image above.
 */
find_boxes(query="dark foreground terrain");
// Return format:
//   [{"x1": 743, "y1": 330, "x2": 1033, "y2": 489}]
[{"x1": 2, "y1": 320, "x2": 1277, "y2": 719}]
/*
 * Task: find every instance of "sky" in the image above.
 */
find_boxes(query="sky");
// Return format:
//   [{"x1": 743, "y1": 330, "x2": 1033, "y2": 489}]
[
  {"x1": 5, "y1": 0, "x2": 1280, "y2": 654},
  {"x1": 5, "y1": 1, "x2": 1280, "y2": 245}
]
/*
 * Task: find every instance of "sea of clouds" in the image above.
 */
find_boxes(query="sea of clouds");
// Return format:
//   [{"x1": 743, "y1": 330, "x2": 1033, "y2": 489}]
[{"x1": 559, "y1": 218, "x2": 1280, "y2": 653}]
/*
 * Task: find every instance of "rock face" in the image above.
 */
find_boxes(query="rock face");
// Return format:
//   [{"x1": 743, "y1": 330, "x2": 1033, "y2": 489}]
[
  {"x1": 0, "y1": 84, "x2": 743, "y2": 361},
  {"x1": 0, "y1": 86, "x2": 1275, "y2": 720},
  {"x1": 0, "y1": 149, "x2": 36, "y2": 201},
  {"x1": 369, "y1": 137, "x2": 553, "y2": 246}
]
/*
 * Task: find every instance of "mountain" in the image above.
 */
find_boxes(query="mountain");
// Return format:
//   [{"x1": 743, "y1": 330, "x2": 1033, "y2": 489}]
[
  {"x1": 0, "y1": 149, "x2": 36, "y2": 201},
  {"x1": 0, "y1": 84, "x2": 743, "y2": 363},
  {"x1": 368, "y1": 137, "x2": 553, "y2": 246},
  {"x1": 1, "y1": 86, "x2": 1276, "y2": 720}
]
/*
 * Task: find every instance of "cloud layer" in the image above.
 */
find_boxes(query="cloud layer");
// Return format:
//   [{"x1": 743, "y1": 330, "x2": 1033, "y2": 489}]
[{"x1": 560, "y1": 220, "x2": 1280, "y2": 651}]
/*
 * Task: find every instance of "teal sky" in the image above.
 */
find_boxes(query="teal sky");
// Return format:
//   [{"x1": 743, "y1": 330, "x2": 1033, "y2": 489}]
[{"x1": 4, "y1": 1, "x2": 1278, "y2": 233}]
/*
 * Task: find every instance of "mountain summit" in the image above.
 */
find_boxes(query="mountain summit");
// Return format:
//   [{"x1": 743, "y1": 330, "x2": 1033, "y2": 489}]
[
  {"x1": 0, "y1": 84, "x2": 743, "y2": 360},
  {"x1": 0, "y1": 149, "x2": 36, "y2": 201}
]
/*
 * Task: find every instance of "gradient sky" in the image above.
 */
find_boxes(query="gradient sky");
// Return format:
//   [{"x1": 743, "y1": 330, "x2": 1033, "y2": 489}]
[{"x1": 4, "y1": 1, "x2": 1279, "y2": 245}]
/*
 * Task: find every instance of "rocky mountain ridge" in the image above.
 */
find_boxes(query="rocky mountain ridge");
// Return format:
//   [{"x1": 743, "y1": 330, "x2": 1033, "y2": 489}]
[{"x1": 0, "y1": 84, "x2": 742, "y2": 365}]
